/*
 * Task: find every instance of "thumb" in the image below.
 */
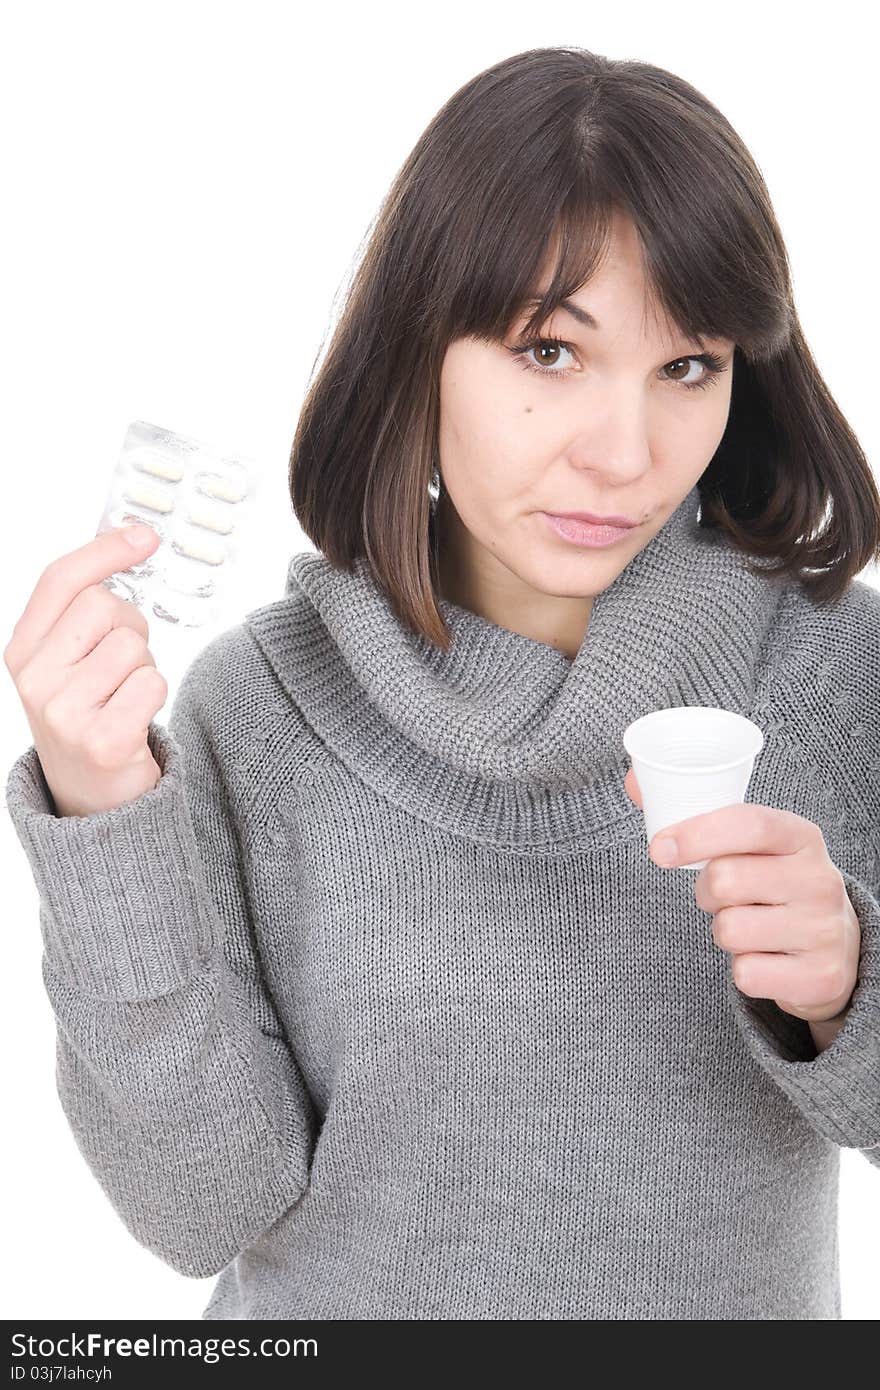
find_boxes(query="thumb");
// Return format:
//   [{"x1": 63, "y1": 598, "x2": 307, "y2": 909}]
[{"x1": 624, "y1": 765, "x2": 643, "y2": 808}]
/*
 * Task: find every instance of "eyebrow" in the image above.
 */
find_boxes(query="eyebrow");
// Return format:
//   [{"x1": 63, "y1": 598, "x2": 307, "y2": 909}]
[
  {"x1": 524, "y1": 296, "x2": 600, "y2": 329},
  {"x1": 522, "y1": 295, "x2": 711, "y2": 349}
]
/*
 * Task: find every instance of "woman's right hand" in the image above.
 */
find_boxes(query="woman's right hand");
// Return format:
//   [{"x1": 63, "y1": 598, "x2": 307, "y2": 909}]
[{"x1": 3, "y1": 524, "x2": 170, "y2": 818}]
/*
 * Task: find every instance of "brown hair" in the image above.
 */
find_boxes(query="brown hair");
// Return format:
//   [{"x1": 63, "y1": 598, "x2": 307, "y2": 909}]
[{"x1": 289, "y1": 46, "x2": 880, "y2": 650}]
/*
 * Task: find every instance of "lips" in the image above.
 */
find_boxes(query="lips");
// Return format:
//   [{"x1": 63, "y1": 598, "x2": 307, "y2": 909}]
[
  {"x1": 549, "y1": 510, "x2": 638, "y2": 529},
  {"x1": 542, "y1": 513, "x2": 635, "y2": 548}
]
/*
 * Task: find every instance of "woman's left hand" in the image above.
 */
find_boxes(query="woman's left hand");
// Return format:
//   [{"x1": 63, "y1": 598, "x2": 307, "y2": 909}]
[{"x1": 624, "y1": 768, "x2": 861, "y2": 1024}]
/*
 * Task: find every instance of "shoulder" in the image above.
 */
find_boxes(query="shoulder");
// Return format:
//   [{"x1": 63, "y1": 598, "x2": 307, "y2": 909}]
[
  {"x1": 170, "y1": 617, "x2": 313, "y2": 766},
  {"x1": 760, "y1": 574, "x2": 880, "y2": 830},
  {"x1": 178, "y1": 619, "x2": 264, "y2": 680},
  {"x1": 765, "y1": 573, "x2": 880, "y2": 698},
  {"x1": 814, "y1": 573, "x2": 880, "y2": 640},
  {"x1": 174, "y1": 621, "x2": 276, "y2": 721}
]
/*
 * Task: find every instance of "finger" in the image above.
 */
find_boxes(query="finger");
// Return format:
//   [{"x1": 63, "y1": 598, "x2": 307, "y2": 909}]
[
  {"x1": 53, "y1": 584, "x2": 150, "y2": 667},
  {"x1": 64, "y1": 624, "x2": 157, "y2": 710},
  {"x1": 5, "y1": 525, "x2": 159, "y2": 675},
  {"x1": 694, "y1": 852, "x2": 807, "y2": 911},
  {"x1": 94, "y1": 663, "x2": 168, "y2": 756},
  {"x1": 650, "y1": 802, "x2": 822, "y2": 868},
  {"x1": 624, "y1": 766, "x2": 642, "y2": 807},
  {"x1": 711, "y1": 903, "x2": 816, "y2": 954},
  {"x1": 15, "y1": 586, "x2": 151, "y2": 708},
  {"x1": 730, "y1": 950, "x2": 848, "y2": 1009},
  {"x1": 697, "y1": 854, "x2": 836, "y2": 914}
]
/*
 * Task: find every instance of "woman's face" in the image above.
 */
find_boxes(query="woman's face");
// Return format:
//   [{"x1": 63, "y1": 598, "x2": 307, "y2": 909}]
[{"x1": 435, "y1": 211, "x2": 735, "y2": 658}]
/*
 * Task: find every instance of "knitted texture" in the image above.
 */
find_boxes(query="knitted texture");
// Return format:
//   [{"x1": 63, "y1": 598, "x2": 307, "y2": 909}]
[{"x1": 6, "y1": 484, "x2": 880, "y2": 1320}]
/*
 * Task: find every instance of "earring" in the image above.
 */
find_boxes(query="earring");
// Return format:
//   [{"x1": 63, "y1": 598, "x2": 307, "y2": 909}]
[{"x1": 428, "y1": 462, "x2": 442, "y2": 508}]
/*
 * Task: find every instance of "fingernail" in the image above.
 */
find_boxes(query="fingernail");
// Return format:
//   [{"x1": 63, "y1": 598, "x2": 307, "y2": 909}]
[
  {"x1": 121, "y1": 523, "x2": 156, "y2": 548},
  {"x1": 652, "y1": 837, "x2": 678, "y2": 865}
]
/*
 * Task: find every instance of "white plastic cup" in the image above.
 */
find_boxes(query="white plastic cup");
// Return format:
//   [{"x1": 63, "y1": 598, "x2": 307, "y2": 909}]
[{"x1": 622, "y1": 706, "x2": 765, "y2": 871}]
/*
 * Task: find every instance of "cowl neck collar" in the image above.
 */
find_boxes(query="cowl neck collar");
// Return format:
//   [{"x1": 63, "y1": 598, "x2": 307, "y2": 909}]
[{"x1": 245, "y1": 485, "x2": 790, "y2": 848}]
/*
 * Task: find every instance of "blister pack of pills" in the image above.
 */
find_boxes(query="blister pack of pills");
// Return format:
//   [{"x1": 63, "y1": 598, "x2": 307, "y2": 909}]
[{"x1": 96, "y1": 419, "x2": 263, "y2": 628}]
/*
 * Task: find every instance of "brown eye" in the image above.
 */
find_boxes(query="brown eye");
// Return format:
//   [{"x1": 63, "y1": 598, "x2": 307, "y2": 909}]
[
  {"x1": 506, "y1": 337, "x2": 578, "y2": 381},
  {"x1": 534, "y1": 341, "x2": 563, "y2": 367},
  {"x1": 659, "y1": 353, "x2": 729, "y2": 392},
  {"x1": 665, "y1": 358, "x2": 691, "y2": 381}
]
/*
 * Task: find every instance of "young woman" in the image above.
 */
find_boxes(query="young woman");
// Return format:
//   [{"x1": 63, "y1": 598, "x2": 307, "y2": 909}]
[{"x1": 6, "y1": 46, "x2": 880, "y2": 1321}]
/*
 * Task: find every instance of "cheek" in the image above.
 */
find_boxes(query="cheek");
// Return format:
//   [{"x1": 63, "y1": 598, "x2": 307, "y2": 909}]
[
  {"x1": 657, "y1": 387, "x2": 732, "y2": 462},
  {"x1": 446, "y1": 462, "x2": 502, "y2": 522},
  {"x1": 440, "y1": 350, "x2": 530, "y2": 455},
  {"x1": 440, "y1": 410, "x2": 534, "y2": 502},
  {"x1": 457, "y1": 453, "x2": 536, "y2": 519}
]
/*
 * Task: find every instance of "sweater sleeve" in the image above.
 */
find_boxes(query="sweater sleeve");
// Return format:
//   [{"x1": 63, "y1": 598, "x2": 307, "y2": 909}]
[
  {"x1": 726, "y1": 865, "x2": 880, "y2": 1165},
  {"x1": 728, "y1": 578, "x2": 880, "y2": 1166},
  {"x1": 4, "y1": 634, "x2": 317, "y2": 1278}
]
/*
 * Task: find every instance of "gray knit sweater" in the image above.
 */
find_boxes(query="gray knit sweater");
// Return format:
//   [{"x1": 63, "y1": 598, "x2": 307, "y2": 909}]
[{"x1": 6, "y1": 485, "x2": 880, "y2": 1320}]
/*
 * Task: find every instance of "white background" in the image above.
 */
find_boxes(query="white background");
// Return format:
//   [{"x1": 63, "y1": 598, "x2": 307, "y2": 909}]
[{"x1": 1, "y1": 0, "x2": 878, "y2": 1321}]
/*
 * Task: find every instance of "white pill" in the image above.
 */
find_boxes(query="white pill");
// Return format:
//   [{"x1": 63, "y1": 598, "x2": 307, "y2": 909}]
[
  {"x1": 133, "y1": 452, "x2": 185, "y2": 482},
  {"x1": 197, "y1": 471, "x2": 247, "y2": 503},
  {"x1": 122, "y1": 482, "x2": 175, "y2": 514},
  {"x1": 185, "y1": 502, "x2": 234, "y2": 535},
  {"x1": 172, "y1": 535, "x2": 226, "y2": 565}
]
